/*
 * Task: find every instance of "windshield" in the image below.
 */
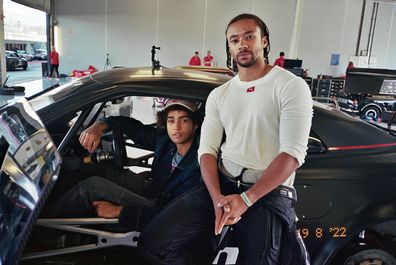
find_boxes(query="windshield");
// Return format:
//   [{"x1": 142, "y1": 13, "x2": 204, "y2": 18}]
[{"x1": 29, "y1": 77, "x2": 92, "y2": 112}]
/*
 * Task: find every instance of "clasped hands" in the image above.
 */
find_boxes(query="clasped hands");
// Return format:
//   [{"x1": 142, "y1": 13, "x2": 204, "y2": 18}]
[{"x1": 214, "y1": 194, "x2": 248, "y2": 235}]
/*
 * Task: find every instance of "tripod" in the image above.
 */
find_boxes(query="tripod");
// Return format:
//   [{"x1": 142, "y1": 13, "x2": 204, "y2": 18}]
[
  {"x1": 151, "y1": 46, "x2": 161, "y2": 69},
  {"x1": 104, "y1": 53, "x2": 112, "y2": 70}
]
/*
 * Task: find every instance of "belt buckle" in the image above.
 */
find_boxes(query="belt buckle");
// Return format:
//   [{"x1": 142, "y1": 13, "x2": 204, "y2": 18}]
[
  {"x1": 279, "y1": 188, "x2": 293, "y2": 199},
  {"x1": 237, "y1": 180, "x2": 241, "y2": 188}
]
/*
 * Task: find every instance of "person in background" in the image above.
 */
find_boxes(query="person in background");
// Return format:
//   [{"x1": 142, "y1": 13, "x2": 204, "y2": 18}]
[
  {"x1": 274, "y1": 51, "x2": 285, "y2": 67},
  {"x1": 346, "y1": 61, "x2": 355, "y2": 71},
  {"x1": 189, "y1": 51, "x2": 201, "y2": 66},
  {"x1": 203, "y1": 50, "x2": 214, "y2": 67},
  {"x1": 50, "y1": 46, "x2": 60, "y2": 78}
]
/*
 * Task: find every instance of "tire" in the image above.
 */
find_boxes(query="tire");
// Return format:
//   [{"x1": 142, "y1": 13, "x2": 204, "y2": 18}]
[
  {"x1": 361, "y1": 106, "x2": 381, "y2": 120},
  {"x1": 23, "y1": 62, "x2": 27, "y2": 70},
  {"x1": 9, "y1": 61, "x2": 16, "y2": 71},
  {"x1": 344, "y1": 249, "x2": 396, "y2": 265}
]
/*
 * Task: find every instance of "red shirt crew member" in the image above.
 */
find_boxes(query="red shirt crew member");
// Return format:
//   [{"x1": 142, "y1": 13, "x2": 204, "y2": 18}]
[
  {"x1": 274, "y1": 52, "x2": 285, "y2": 68},
  {"x1": 189, "y1": 51, "x2": 201, "y2": 66},
  {"x1": 203, "y1": 50, "x2": 214, "y2": 67},
  {"x1": 50, "y1": 46, "x2": 60, "y2": 78}
]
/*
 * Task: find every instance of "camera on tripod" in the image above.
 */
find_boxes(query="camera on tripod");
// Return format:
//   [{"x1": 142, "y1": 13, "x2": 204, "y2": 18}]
[
  {"x1": 104, "y1": 53, "x2": 112, "y2": 70},
  {"x1": 151, "y1": 45, "x2": 161, "y2": 69}
]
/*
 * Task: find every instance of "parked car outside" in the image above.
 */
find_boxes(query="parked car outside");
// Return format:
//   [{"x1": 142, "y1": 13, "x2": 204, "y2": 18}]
[
  {"x1": 16, "y1": 50, "x2": 34, "y2": 61},
  {"x1": 1, "y1": 67, "x2": 396, "y2": 265},
  {"x1": 5, "y1": 50, "x2": 28, "y2": 71},
  {"x1": 33, "y1": 49, "x2": 48, "y2": 60}
]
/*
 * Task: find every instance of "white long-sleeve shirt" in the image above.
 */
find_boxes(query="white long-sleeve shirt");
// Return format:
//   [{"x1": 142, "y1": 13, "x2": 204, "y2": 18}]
[{"x1": 198, "y1": 66, "x2": 313, "y2": 186}]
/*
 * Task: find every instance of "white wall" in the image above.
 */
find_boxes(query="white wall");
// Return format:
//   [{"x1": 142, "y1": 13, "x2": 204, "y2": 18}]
[
  {"x1": 54, "y1": 0, "x2": 106, "y2": 73},
  {"x1": 385, "y1": 4, "x2": 396, "y2": 68},
  {"x1": 299, "y1": 0, "x2": 363, "y2": 77},
  {"x1": 370, "y1": 3, "x2": 396, "y2": 69},
  {"x1": 54, "y1": 0, "x2": 396, "y2": 77}
]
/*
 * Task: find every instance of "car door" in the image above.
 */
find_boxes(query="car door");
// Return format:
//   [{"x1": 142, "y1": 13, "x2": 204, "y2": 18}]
[{"x1": 0, "y1": 98, "x2": 62, "y2": 265}]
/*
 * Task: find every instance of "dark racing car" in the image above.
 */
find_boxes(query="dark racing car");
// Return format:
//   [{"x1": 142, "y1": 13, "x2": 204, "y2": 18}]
[
  {"x1": 336, "y1": 68, "x2": 396, "y2": 121},
  {"x1": 336, "y1": 91, "x2": 396, "y2": 120},
  {"x1": 1, "y1": 67, "x2": 396, "y2": 265},
  {"x1": 5, "y1": 50, "x2": 28, "y2": 71}
]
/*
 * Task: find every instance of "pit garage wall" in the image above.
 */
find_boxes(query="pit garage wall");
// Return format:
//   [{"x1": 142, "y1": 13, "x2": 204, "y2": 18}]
[
  {"x1": 54, "y1": 0, "x2": 396, "y2": 78},
  {"x1": 54, "y1": 0, "x2": 295, "y2": 74},
  {"x1": 299, "y1": 0, "x2": 396, "y2": 78}
]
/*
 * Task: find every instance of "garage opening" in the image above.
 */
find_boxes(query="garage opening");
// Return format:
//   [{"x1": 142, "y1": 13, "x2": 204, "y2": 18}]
[{"x1": 4, "y1": 0, "x2": 47, "y2": 84}]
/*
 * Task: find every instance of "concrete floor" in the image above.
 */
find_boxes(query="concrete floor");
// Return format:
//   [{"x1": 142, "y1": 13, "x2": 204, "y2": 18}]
[{"x1": 6, "y1": 60, "x2": 44, "y2": 85}]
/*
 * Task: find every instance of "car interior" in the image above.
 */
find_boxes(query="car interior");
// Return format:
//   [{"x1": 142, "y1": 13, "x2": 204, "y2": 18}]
[{"x1": 20, "y1": 95, "x2": 206, "y2": 262}]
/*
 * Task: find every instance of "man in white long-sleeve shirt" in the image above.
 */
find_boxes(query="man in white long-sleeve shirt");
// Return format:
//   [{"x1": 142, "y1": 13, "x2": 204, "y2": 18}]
[{"x1": 139, "y1": 13, "x2": 313, "y2": 265}]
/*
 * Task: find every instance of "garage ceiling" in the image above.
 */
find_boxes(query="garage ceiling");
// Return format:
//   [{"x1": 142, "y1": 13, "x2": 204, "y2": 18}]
[{"x1": 12, "y1": 0, "x2": 51, "y2": 13}]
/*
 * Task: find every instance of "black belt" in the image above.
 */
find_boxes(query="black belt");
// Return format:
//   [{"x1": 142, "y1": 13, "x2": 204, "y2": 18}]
[
  {"x1": 218, "y1": 160, "x2": 251, "y2": 188},
  {"x1": 218, "y1": 162, "x2": 296, "y2": 201},
  {"x1": 273, "y1": 185, "x2": 296, "y2": 201}
]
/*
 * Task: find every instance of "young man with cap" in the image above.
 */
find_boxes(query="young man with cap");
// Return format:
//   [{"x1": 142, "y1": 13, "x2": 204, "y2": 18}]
[
  {"x1": 43, "y1": 99, "x2": 202, "y2": 230},
  {"x1": 138, "y1": 14, "x2": 312, "y2": 264}
]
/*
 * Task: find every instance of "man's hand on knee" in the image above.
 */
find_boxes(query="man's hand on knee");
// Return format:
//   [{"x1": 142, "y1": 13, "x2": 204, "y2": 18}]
[{"x1": 93, "y1": 201, "x2": 123, "y2": 218}]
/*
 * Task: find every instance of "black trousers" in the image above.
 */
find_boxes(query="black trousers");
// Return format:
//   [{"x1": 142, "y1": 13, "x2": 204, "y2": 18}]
[
  {"x1": 50, "y1": 64, "x2": 59, "y2": 77},
  {"x1": 42, "y1": 170, "x2": 154, "y2": 219},
  {"x1": 138, "y1": 175, "x2": 299, "y2": 265}
]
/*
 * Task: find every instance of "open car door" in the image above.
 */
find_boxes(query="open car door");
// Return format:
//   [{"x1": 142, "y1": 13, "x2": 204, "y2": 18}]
[{"x1": 0, "y1": 98, "x2": 62, "y2": 265}]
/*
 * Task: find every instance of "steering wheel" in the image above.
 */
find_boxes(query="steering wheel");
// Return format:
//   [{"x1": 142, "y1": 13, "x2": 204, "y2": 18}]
[{"x1": 111, "y1": 129, "x2": 127, "y2": 169}]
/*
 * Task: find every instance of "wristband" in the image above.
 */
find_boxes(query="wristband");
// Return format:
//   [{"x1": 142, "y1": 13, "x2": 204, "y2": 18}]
[{"x1": 240, "y1": 192, "x2": 253, "y2": 207}]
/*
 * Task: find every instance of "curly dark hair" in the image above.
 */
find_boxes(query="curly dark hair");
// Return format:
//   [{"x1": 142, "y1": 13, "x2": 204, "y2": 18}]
[
  {"x1": 156, "y1": 104, "x2": 202, "y2": 129},
  {"x1": 225, "y1": 13, "x2": 271, "y2": 72}
]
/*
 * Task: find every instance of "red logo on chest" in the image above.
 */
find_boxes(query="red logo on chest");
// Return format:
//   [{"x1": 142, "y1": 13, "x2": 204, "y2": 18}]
[{"x1": 246, "y1": 86, "x2": 255, "y2": 93}]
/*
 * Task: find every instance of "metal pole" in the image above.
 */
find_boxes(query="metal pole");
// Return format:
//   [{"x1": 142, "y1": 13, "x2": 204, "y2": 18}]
[
  {"x1": 0, "y1": 0, "x2": 6, "y2": 85},
  {"x1": 366, "y1": 2, "x2": 376, "y2": 56},
  {"x1": 368, "y1": 2, "x2": 379, "y2": 65},
  {"x1": 355, "y1": 0, "x2": 366, "y2": 56},
  {"x1": 289, "y1": 0, "x2": 304, "y2": 59},
  {"x1": 51, "y1": 0, "x2": 55, "y2": 46},
  {"x1": 46, "y1": 13, "x2": 51, "y2": 77}
]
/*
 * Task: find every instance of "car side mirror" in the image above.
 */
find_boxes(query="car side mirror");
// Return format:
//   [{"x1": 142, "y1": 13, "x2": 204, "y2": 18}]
[{"x1": 307, "y1": 137, "x2": 326, "y2": 154}]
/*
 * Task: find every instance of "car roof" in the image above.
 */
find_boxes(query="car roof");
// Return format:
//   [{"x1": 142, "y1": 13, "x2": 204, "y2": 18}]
[
  {"x1": 31, "y1": 67, "x2": 230, "y2": 121},
  {"x1": 175, "y1": 66, "x2": 235, "y2": 76},
  {"x1": 29, "y1": 66, "x2": 396, "y2": 148}
]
